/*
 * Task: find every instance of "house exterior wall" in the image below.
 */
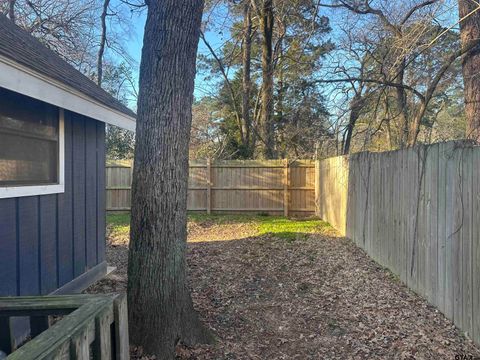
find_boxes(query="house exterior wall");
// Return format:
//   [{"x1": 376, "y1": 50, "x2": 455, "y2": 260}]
[{"x1": 0, "y1": 110, "x2": 106, "y2": 296}]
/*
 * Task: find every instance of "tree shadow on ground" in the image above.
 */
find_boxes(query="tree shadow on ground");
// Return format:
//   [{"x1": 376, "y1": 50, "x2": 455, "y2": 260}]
[{"x1": 86, "y1": 224, "x2": 480, "y2": 360}]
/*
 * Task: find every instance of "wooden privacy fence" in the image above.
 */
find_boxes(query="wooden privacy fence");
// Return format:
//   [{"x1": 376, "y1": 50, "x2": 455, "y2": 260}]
[
  {"x1": 315, "y1": 140, "x2": 480, "y2": 345},
  {"x1": 316, "y1": 155, "x2": 349, "y2": 235},
  {"x1": 106, "y1": 160, "x2": 316, "y2": 216}
]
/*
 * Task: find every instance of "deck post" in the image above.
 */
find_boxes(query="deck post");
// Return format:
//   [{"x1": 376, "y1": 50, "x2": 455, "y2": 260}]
[
  {"x1": 1, "y1": 294, "x2": 129, "y2": 360},
  {"x1": 113, "y1": 294, "x2": 129, "y2": 360}
]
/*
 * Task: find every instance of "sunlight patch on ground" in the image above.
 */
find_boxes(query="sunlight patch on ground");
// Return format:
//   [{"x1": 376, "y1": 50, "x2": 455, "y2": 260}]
[
  {"x1": 106, "y1": 213, "x2": 337, "y2": 244},
  {"x1": 257, "y1": 217, "x2": 334, "y2": 241},
  {"x1": 94, "y1": 212, "x2": 480, "y2": 359},
  {"x1": 106, "y1": 213, "x2": 130, "y2": 245}
]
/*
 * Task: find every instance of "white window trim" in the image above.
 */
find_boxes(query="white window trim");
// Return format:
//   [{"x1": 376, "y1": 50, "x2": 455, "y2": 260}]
[{"x1": 0, "y1": 109, "x2": 65, "y2": 199}]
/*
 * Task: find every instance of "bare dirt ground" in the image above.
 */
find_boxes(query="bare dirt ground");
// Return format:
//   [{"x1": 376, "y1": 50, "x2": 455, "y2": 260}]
[{"x1": 87, "y1": 215, "x2": 480, "y2": 359}]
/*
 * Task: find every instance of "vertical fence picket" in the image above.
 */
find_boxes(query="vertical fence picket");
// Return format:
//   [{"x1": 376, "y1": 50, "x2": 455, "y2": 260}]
[
  {"x1": 206, "y1": 158, "x2": 212, "y2": 215},
  {"x1": 106, "y1": 160, "x2": 316, "y2": 216},
  {"x1": 314, "y1": 140, "x2": 480, "y2": 348},
  {"x1": 284, "y1": 159, "x2": 289, "y2": 217}
]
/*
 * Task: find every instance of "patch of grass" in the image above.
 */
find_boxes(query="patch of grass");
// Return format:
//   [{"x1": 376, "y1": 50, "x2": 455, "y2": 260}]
[
  {"x1": 107, "y1": 213, "x2": 335, "y2": 242},
  {"x1": 257, "y1": 217, "x2": 332, "y2": 240},
  {"x1": 187, "y1": 212, "x2": 258, "y2": 224},
  {"x1": 107, "y1": 213, "x2": 130, "y2": 226},
  {"x1": 107, "y1": 213, "x2": 130, "y2": 239}
]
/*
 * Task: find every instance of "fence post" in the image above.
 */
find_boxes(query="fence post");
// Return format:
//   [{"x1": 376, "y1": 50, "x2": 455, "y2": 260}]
[
  {"x1": 206, "y1": 158, "x2": 212, "y2": 214},
  {"x1": 106, "y1": 159, "x2": 317, "y2": 215},
  {"x1": 284, "y1": 159, "x2": 289, "y2": 217},
  {"x1": 314, "y1": 143, "x2": 319, "y2": 217}
]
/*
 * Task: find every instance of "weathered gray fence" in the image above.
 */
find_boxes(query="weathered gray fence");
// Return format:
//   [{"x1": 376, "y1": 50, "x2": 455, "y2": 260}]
[
  {"x1": 1, "y1": 294, "x2": 129, "y2": 359},
  {"x1": 107, "y1": 160, "x2": 316, "y2": 216},
  {"x1": 315, "y1": 140, "x2": 480, "y2": 344}
]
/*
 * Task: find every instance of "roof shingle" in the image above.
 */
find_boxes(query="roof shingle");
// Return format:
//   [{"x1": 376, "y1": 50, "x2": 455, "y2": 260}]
[{"x1": 0, "y1": 14, "x2": 136, "y2": 119}]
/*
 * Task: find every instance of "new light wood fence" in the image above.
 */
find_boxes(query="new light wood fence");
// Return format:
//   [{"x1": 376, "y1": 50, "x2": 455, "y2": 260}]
[
  {"x1": 106, "y1": 160, "x2": 316, "y2": 216},
  {"x1": 315, "y1": 140, "x2": 480, "y2": 345},
  {"x1": 316, "y1": 155, "x2": 349, "y2": 235}
]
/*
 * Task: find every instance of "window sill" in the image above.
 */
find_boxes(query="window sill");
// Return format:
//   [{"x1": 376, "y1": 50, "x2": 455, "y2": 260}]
[{"x1": 0, "y1": 184, "x2": 65, "y2": 199}]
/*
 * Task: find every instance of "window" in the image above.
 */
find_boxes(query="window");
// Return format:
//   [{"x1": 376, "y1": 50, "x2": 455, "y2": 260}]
[{"x1": 0, "y1": 88, "x2": 64, "y2": 198}]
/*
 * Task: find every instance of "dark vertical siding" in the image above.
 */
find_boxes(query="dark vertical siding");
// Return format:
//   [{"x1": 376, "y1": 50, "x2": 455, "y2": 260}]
[
  {"x1": 39, "y1": 195, "x2": 57, "y2": 294},
  {"x1": 18, "y1": 197, "x2": 39, "y2": 295},
  {"x1": 0, "y1": 199, "x2": 17, "y2": 296},
  {"x1": 0, "y1": 110, "x2": 106, "y2": 297},
  {"x1": 85, "y1": 119, "x2": 98, "y2": 268},
  {"x1": 96, "y1": 122, "x2": 106, "y2": 263},
  {"x1": 72, "y1": 114, "x2": 87, "y2": 278}
]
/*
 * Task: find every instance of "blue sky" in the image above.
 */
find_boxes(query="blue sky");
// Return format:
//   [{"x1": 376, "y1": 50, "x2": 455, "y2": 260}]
[
  {"x1": 123, "y1": 9, "x2": 227, "y2": 101},
  {"x1": 121, "y1": 1, "x2": 460, "y2": 109}
]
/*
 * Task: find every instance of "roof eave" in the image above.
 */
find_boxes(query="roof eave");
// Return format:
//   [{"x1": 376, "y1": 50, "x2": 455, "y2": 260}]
[{"x1": 0, "y1": 55, "x2": 136, "y2": 131}]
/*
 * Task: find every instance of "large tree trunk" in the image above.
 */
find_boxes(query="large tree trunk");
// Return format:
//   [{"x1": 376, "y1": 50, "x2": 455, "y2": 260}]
[
  {"x1": 393, "y1": 60, "x2": 410, "y2": 147},
  {"x1": 242, "y1": 1, "x2": 252, "y2": 156},
  {"x1": 127, "y1": 1, "x2": 211, "y2": 358},
  {"x1": 259, "y1": 0, "x2": 275, "y2": 159},
  {"x1": 459, "y1": 0, "x2": 480, "y2": 142},
  {"x1": 343, "y1": 93, "x2": 364, "y2": 154},
  {"x1": 277, "y1": 40, "x2": 284, "y2": 127},
  {"x1": 97, "y1": 0, "x2": 110, "y2": 86}
]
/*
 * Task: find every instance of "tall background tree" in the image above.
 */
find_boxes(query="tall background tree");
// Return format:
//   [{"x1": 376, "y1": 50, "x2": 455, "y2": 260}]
[
  {"x1": 5, "y1": 0, "x2": 480, "y2": 161},
  {"x1": 195, "y1": 0, "x2": 480, "y2": 158},
  {"x1": 317, "y1": 0, "x2": 479, "y2": 154},
  {"x1": 458, "y1": 0, "x2": 480, "y2": 141},
  {"x1": 127, "y1": 0, "x2": 212, "y2": 358},
  {"x1": 197, "y1": 0, "x2": 333, "y2": 159}
]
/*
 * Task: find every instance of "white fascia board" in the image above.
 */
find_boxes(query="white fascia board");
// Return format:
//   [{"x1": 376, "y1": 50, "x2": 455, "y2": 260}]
[{"x1": 0, "y1": 55, "x2": 136, "y2": 131}]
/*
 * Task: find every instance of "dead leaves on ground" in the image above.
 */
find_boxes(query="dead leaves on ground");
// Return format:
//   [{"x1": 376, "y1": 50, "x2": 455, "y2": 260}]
[{"x1": 87, "y1": 218, "x2": 480, "y2": 359}]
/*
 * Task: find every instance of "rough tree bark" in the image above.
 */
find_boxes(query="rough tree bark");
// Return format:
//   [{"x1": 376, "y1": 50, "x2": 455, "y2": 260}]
[
  {"x1": 242, "y1": 1, "x2": 253, "y2": 155},
  {"x1": 8, "y1": 0, "x2": 15, "y2": 23},
  {"x1": 97, "y1": 0, "x2": 110, "y2": 86},
  {"x1": 394, "y1": 61, "x2": 410, "y2": 147},
  {"x1": 258, "y1": 0, "x2": 275, "y2": 159},
  {"x1": 343, "y1": 92, "x2": 365, "y2": 154},
  {"x1": 127, "y1": 1, "x2": 212, "y2": 358},
  {"x1": 408, "y1": 35, "x2": 480, "y2": 145},
  {"x1": 459, "y1": 0, "x2": 480, "y2": 142}
]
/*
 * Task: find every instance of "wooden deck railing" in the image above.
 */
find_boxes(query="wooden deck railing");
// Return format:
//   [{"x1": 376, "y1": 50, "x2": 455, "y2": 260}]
[{"x1": 0, "y1": 294, "x2": 129, "y2": 360}]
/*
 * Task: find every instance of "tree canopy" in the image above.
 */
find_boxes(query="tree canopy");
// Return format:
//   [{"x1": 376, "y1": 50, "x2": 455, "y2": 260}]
[
  {"x1": 194, "y1": 0, "x2": 479, "y2": 158},
  {"x1": 5, "y1": 0, "x2": 480, "y2": 159}
]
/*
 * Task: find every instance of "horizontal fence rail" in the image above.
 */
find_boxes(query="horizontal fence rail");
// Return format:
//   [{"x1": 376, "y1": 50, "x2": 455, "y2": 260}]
[
  {"x1": 315, "y1": 140, "x2": 480, "y2": 346},
  {"x1": 1, "y1": 294, "x2": 129, "y2": 360},
  {"x1": 106, "y1": 160, "x2": 316, "y2": 216}
]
